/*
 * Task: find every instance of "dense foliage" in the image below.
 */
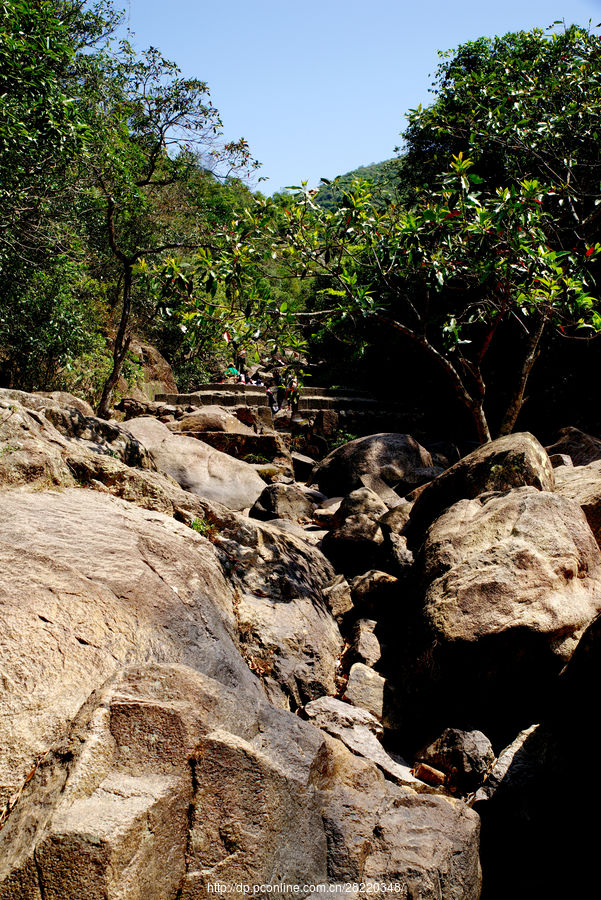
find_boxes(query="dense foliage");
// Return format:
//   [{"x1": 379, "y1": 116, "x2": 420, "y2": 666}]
[
  {"x1": 0, "y1": 0, "x2": 276, "y2": 406},
  {"x1": 249, "y1": 23, "x2": 601, "y2": 441},
  {"x1": 1, "y1": 7, "x2": 600, "y2": 440}
]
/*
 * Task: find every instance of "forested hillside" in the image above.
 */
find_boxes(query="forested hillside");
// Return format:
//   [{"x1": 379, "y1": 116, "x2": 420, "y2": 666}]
[
  {"x1": 312, "y1": 157, "x2": 406, "y2": 210},
  {"x1": 2, "y1": 2, "x2": 601, "y2": 443}
]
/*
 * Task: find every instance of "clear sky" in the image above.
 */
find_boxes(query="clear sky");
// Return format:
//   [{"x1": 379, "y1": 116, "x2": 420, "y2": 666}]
[{"x1": 124, "y1": 0, "x2": 601, "y2": 193}]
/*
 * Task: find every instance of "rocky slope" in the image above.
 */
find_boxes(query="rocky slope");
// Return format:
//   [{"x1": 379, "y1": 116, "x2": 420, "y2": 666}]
[{"x1": 2, "y1": 389, "x2": 601, "y2": 897}]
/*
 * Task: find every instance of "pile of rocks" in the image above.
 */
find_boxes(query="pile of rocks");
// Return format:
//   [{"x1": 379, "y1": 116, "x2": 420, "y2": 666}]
[
  {"x1": 247, "y1": 426, "x2": 601, "y2": 896},
  {"x1": 2, "y1": 387, "x2": 601, "y2": 897}
]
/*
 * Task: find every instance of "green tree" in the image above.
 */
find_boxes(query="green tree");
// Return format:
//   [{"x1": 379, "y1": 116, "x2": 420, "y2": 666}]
[
  {"x1": 254, "y1": 23, "x2": 601, "y2": 442},
  {"x1": 178, "y1": 195, "x2": 308, "y2": 371},
  {"x1": 0, "y1": 1, "x2": 264, "y2": 402},
  {"x1": 75, "y1": 37, "x2": 256, "y2": 416},
  {"x1": 0, "y1": 256, "x2": 94, "y2": 389},
  {"x1": 0, "y1": 0, "x2": 85, "y2": 249},
  {"x1": 264, "y1": 155, "x2": 600, "y2": 442},
  {"x1": 0, "y1": 1, "x2": 119, "y2": 390},
  {"x1": 403, "y1": 24, "x2": 601, "y2": 247}
]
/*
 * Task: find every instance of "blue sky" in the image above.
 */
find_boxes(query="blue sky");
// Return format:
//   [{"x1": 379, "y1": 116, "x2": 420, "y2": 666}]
[{"x1": 124, "y1": 0, "x2": 601, "y2": 193}]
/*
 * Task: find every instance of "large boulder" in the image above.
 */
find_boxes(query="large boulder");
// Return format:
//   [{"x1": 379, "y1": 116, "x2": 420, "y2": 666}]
[
  {"x1": 0, "y1": 662, "x2": 325, "y2": 898},
  {"x1": 405, "y1": 432, "x2": 554, "y2": 549},
  {"x1": 313, "y1": 736, "x2": 481, "y2": 895},
  {"x1": 0, "y1": 488, "x2": 258, "y2": 810},
  {"x1": 43, "y1": 405, "x2": 153, "y2": 469},
  {"x1": 0, "y1": 390, "x2": 153, "y2": 489},
  {"x1": 233, "y1": 584, "x2": 343, "y2": 709},
  {"x1": 401, "y1": 486, "x2": 601, "y2": 745},
  {"x1": 34, "y1": 391, "x2": 94, "y2": 417},
  {"x1": 0, "y1": 662, "x2": 481, "y2": 900},
  {"x1": 309, "y1": 433, "x2": 433, "y2": 498},
  {"x1": 213, "y1": 514, "x2": 342, "y2": 708},
  {"x1": 0, "y1": 486, "x2": 343, "y2": 799},
  {"x1": 3, "y1": 388, "x2": 343, "y2": 712},
  {"x1": 167, "y1": 406, "x2": 255, "y2": 434},
  {"x1": 546, "y1": 424, "x2": 601, "y2": 466},
  {"x1": 122, "y1": 416, "x2": 266, "y2": 510},
  {"x1": 554, "y1": 458, "x2": 601, "y2": 546},
  {"x1": 0, "y1": 391, "x2": 482, "y2": 898},
  {"x1": 0, "y1": 393, "x2": 75, "y2": 488},
  {"x1": 187, "y1": 431, "x2": 292, "y2": 468},
  {"x1": 249, "y1": 482, "x2": 318, "y2": 523},
  {"x1": 0, "y1": 499, "x2": 481, "y2": 900}
]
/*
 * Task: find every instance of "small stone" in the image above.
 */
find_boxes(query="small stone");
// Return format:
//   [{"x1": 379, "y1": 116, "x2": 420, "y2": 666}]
[
  {"x1": 384, "y1": 533, "x2": 414, "y2": 577},
  {"x1": 359, "y1": 473, "x2": 404, "y2": 509},
  {"x1": 313, "y1": 507, "x2": 338, "y2": 527},
  {"x1": 320, "y1": 515, "x2": 384, "y2": 577},
  {"x1": 395, "y1": 465, "x2": 445, "y2": 496},
  {"x1": 378, "y1": 502, "x2": 413, "y2": 535},
  {"x1": 249, "y1": 482, "x2": 317, "y2": 523},
  {"x1": 418, "y1": 727, "x2": 494, "y2": 793},
  {"x1": 546, "y1": 425, "x2": 601, "y2": 466},
  {"x1": 291, "y1": 452, "x2": 316, "y2": 482},
  {"x1": 335, "y1": 487, "x2": 389, "y2": 526},
  {"x1": 351, "y1": 619, "x2": 381, "y2": 667},
  {"x1": 345, "y1": 663, "x2": 385, "y2": 720},
  {"x1": 304, "y1": 695, "x2": 382, "y2": 736},
  {"x1": 350, "y1": 570, "x2": 399, "y2": 615},
  {"x1": 304, "y1": 696, "x2": 418, "y2": 786},
  {"x1": 323, "y1": 576, "x2": 353, "y2": 621}
]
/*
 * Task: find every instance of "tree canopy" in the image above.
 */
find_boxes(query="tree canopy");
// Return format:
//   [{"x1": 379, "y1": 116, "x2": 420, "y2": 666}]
[
  {"x1": 404, "y1": 24, "x2": 601, "y2": 245},
  {"x1": 1, "y1": 11, "x2": 600, "y2": 440},
  {"x1": 233, "y1": 23, "x2": 601, "y2": 442},
  {"x1": 0, "y1": 0, "x2": 265, "y2": 404}
]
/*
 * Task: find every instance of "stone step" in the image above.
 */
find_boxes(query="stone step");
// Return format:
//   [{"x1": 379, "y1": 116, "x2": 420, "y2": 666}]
[
  {"x1": 154, "y1": 387, "x2": 406, "y2": 427},
  {"x1": 156, "y1": 385, "x2": 375, "y2": 404},
  {"x1": 184, "y1": 383, "x2": 372, "y2": 399},
  {"x1": 156, "y1": 391, "x2": 268, "y2": 408}
]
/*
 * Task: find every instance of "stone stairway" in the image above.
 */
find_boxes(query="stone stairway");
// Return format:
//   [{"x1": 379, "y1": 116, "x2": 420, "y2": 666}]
[
  {"x1": 156, "y1": 383, "x2": 270, "y2": 409},
  {"x1": 155, "y1": 384, "x2": 380, "y2": 415},
  {"x1": 153, "y1": 384, "x2": 418, "y2": 445}
]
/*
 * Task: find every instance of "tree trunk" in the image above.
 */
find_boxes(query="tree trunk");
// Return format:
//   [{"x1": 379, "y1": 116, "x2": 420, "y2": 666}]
[
  {"x1": 374, "y1": 311, "x2": 492, "y2": 443},
  {"x1": 497, "y1": 312, "x2": 548, "y2": 437},
  {"x1": 97, "y1": 263, "x2": 133, "y2": 419},
  {"x1": 471, "y1": 400, "x2": 492, "y2": 443}
]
